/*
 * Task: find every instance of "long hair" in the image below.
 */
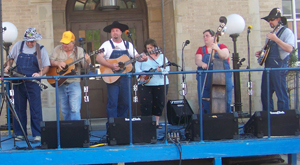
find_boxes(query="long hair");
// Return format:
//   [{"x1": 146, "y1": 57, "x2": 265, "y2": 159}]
[{"x1": 143, "y1": 38, "x2": 158, "y2": 53}]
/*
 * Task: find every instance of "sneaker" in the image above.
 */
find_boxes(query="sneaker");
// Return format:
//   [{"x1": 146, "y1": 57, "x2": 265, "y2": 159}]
[
  {"x1": 34, "y1": 136, "x2": 41, "y2": 141},
  {"x1": 15, "y1": 135, "x2": 24, "y2": 141}
]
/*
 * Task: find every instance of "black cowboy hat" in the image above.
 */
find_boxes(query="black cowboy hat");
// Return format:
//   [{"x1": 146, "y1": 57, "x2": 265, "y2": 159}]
[
  {"x1": 261, "y1": 8, "x2": 287, "y2": 25},
  {"x1": 103, "y1": 21, "x2": 129, "y2": 33}
]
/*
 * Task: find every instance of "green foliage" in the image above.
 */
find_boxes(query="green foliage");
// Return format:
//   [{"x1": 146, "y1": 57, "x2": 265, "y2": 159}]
[{"x1": 288, "y1": 48, "x2": 298, "y2": 67}]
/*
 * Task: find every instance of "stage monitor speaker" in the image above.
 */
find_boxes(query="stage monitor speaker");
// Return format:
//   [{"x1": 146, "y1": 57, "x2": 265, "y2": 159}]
[
  {"x1": 244, "y1": 110, "x2": 300, "y2": 138},
  {"x1": 167, "y1": 99, "x2": 194, "y2": 125},
  {"x1": 107, "y1": 116, "x2": 157, "y2": 145},
  {"x1": 185, "y1": 112, "x2": 239, "y2": 141},
  {"x1": 41, "y1": 120, "x2": 90, "y2": 149}
]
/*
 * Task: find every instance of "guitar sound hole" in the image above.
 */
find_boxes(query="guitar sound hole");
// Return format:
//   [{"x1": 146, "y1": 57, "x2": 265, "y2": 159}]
[{"x1": 118, "y1": 62, "x2": 125, "y2": 69}]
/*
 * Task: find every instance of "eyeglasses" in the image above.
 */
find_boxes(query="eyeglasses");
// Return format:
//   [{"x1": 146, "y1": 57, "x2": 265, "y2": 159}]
[
  {"x1": 27, "y1": 41, "x2": 36, "y2": 44},
  {"x1": 267, "y1": 18, "x2": 276, "y2": 22}
]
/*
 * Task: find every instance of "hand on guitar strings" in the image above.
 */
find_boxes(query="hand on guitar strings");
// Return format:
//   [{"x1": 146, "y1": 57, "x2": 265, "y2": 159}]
[
  {"x1": 84, "y1": 53, "x2": 91, "y2": 64},
  {"x1": 32, "y1": 72, "x2": 42, "y2": 77},
  {"x1": 255, "y1": 51, "x2": 261, "y2": 58},
  {"x1": 201, "y1": 63, "x2": 208, "y2": 69},
  {"x1": 266, "y1": 32, "x2": 278, "y2": 41},
  {"x1": 112, "y1": 63, "x2": 120, "y2": 71},
  {"x1": 137, "y1": 53, "x2": 148, "y2": 62},
  {"x1": 56, "y1": 61, "x2": 67, "y2": 70}
]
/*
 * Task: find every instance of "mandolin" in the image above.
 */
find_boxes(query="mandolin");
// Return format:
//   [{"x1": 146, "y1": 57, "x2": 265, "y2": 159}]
[
  {"x1": 137, "y1": 61, "x2": 171, "y2": 85},
  {"x1": 5, "y1": 66, "x2": 48, "y2": 90},
  {"x1": 257, "y1": 22, "x2": 282, "y2": 66}
]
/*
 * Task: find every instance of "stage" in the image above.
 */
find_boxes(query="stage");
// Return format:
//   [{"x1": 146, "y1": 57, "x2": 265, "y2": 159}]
[{"x1": 0, "y1": 122, "x2": 299, "y2": 165}]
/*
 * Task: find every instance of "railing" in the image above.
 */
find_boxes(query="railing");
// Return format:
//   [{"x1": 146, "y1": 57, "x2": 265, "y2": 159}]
[{"x1": 0, "y1": 67, "x2": 299, "y2": 165}]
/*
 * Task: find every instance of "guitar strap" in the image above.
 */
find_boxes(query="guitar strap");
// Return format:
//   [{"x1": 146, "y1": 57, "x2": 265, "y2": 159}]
[
  {"x1": 74, "y1": 46, "x2": 79, "y2": 71},
  {"x1": 276, "y1": 26, "x2": 286, "y2": 39},
  {"x1": 35, "y1": 43, "x2": 43, "y2": 74}
]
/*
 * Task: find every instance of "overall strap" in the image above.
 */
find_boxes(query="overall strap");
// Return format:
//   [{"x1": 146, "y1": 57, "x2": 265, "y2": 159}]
[
  {"x1": 74, "y1": 46, "x2": 81, "y2": 69},
  {"x1": 109, "y1": 40, "x2": 115, "y2": 49},
  {"x1": 276, "y1": 26, "x2": 286, "y2": 38},
  {"x1": 202, "y1": 46, "x2": 206, "y2": 54},
  {"x1": 35, "y1": 43, "x2": 43, "y2": 73},
  {"x1": 123, "y1": 40, "x2": 129, "y2": 49},
  {"x1": 19, "y1": 41, "x2": 25, "y2": 53}
]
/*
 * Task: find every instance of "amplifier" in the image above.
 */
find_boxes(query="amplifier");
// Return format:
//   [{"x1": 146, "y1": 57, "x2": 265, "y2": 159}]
[
  {"x1": 185, "y1": 112, "x2": 239, "y2": 141},
  {"x1": 107, "y1": 116, "x2": 157, "y2": 145},
  {"x1": 244, "y1": 110, "x2": 300, "y2": 138},
  {"x1": 167, "y1": 99, "x2": 194, "y2": 125},
  {"x1": 41, "y1": 120, "x2": 90, "y2": 149}
]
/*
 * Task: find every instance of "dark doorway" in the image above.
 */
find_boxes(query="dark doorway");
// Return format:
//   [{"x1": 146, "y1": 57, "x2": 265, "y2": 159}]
[{"x1": 65, "y1": 0, "x2": 148, "y2": 118}]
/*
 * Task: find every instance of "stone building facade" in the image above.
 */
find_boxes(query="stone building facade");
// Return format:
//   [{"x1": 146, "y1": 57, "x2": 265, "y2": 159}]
[{"x1": 2, "y1": 0, "x2": 293, "y2": 132}]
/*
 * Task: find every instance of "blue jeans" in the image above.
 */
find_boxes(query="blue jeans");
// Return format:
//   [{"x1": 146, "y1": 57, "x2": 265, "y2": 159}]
[
  {"x1": 58, "y1": 82, "x2": 82, "y2": 120},
  {"x1": 13, "y1": 82, "x2": 42, "y2": 137}
]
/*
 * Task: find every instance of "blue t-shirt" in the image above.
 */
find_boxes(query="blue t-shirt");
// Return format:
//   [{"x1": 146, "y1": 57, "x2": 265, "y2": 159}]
[{"x1": 135, "y1": 53, "x2": 170, "y2": 86}]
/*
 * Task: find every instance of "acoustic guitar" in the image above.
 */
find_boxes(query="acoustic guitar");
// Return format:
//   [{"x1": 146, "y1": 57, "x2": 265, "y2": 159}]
[
  {"x1": 257, "y1": 23, "x2": 281, "y2": 66},
  {"x1": 100, "y1": 47, "x2": 162, "y2": 84},
  {"x1": 47, "y1": 48, "x2": 104, "y2": 87},
  {"x1": 137, "y1": 62, "x2": 171, "y2": 85}
]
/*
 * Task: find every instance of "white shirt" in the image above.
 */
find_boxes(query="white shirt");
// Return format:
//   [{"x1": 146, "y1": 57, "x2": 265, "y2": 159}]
[{"x1": 99, "y1": 39, "x2": 138, "y2": 59}]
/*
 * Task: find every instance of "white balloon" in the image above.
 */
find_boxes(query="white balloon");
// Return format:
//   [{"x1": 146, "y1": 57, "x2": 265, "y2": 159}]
[
  {"x1": 2, "y1": 22, "x2": 18, "y2": 43},
  {"x1": 226, "y1": 14, "x2": 245, "y2": 35}
]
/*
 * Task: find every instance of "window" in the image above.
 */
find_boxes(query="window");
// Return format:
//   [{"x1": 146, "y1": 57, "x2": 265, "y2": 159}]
[
  {"x1": 74, "y1": 0, "x2": 137, "y2": 11},
  {"x1": 282, "y1": 0, "x2": 299, "y2": 56}
]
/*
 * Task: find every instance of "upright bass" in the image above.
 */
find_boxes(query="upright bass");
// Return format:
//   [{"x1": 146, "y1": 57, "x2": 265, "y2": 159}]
[{"x1": 202, "y1": 16, "x2": 228, "y2": 114}]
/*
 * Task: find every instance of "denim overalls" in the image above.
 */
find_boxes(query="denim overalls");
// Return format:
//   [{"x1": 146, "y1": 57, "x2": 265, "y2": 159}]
[
  {"x1": 261, "y1": 27, "x2": 289, "y2": 111},
  {"x1": 106, "y1": 40, "x2": 130, "y2": 124},
  {"x1": 13, "y1": 41, "x2": 43, "y2": 137},
  {"x1": 197, "y1": 45, "x2": 233, "y2": 113}
]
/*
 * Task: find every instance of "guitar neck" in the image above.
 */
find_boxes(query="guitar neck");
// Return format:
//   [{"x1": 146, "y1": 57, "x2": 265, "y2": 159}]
[
  {"x1": 68, "y1": 48, "x2": 104, "y2": 66},
  {"x1": 261, "y1": 24, "x2": 281, "y2": 51},
  {"x1": 124, "y1": 55, "x2": 142, "y2": 66}
]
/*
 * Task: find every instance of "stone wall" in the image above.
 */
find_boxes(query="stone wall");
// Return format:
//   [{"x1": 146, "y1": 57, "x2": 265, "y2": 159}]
[
  {"x1": 0, "y1": 0, "x2": 288, "y2": 132},
  {"x1": 1, "y1": 0, "x2": 54, "y2": 132},
  {"x1": 172, "y1": 0, "x2": 282, "y2": 113}
]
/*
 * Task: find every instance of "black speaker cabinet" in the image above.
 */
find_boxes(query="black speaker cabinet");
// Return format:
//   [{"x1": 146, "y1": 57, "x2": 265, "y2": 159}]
[
  {"x1": 167, "y1": 99, "x2": 194, "y2": 125},
  {"x1": 185, "y1": 112, "x2": 239, "y2": 141},
  {"x1": 41, "y1": 120, "x2": 90, "y2": 149},
  {"x1": 244, "y1": 110, "x2": 300, "y2": 138},
  {"x1": 107, "y1": 116, "x2": 157, "y2": 145}
]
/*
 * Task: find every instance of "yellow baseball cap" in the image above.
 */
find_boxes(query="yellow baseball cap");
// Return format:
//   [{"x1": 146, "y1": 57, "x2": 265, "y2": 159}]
[{"x1": 60, "y1": 31, "x2": 75, "y2": 44}]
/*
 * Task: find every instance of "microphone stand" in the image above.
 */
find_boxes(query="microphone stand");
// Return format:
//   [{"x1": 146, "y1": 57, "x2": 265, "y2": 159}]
[
  {"x1": 126, "y1": 33, "x2": 138, "y2": 117},
  {"x1": 246, "y1": 28, "x2": 252, "y2": 116},
  {"x1": 181, "y1": 42, "x2": 188, "y2": 127},
  {"x1": 79, "y1": 39, "x2": 99, "y2": 138}
]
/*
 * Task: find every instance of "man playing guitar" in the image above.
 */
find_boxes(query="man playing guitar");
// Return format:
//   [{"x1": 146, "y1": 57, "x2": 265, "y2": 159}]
[
  {"x1": 255, "y1": 8, "x2": 295, "y2": 111},
  {"x1": 49, "y1": 31, "x2": 91, "y2": 120},
  {"x1": 96, "y1": 21, "x2": 147, "y2": 129}
]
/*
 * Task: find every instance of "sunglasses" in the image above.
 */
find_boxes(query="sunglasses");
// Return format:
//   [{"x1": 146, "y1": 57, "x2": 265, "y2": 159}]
[{"x1": 267, "y1": 18, "x2": 276, "y2": 22}]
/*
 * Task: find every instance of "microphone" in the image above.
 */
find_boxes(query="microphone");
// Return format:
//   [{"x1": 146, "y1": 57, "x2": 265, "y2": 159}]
[
  {"x1": 184, "y1": 40, "x2": 190, "y2": 47},
  {"x1": 247, "y1": 25, "x2": 253, "y2": 33},
  {"x1": 124, "y1": 30, "x2": 132, "y2": 37},
  {"x1": 78, "y1": 38, "x2": 85, "y2": 50},
  {"x1": 237, "y1": 58, "x2": 246, "y2": 66}
]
